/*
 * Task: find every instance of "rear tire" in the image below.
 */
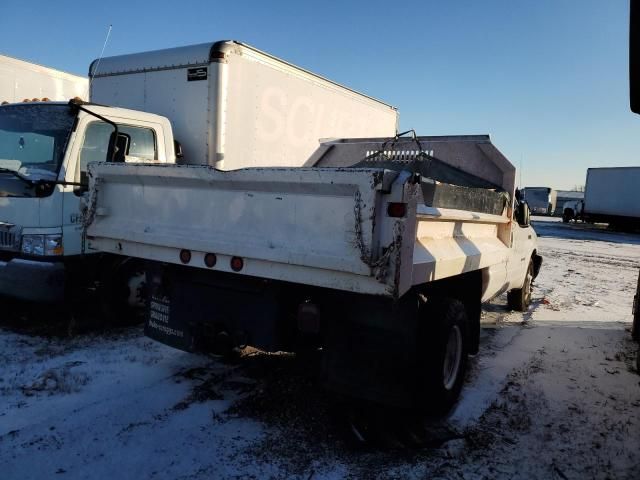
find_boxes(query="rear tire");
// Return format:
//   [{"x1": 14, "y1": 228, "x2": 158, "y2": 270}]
[
  {"x1": 508, "y1": 260, "x2": 533, "y2": 312},
  {"x1": 416, "y1": 297, "x2": 469, "y2": 415}
]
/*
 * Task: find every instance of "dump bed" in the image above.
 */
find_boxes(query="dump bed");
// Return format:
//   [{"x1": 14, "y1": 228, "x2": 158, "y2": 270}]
[{"x1": 86, "y1": 135, "x2": 516, "y2": 299}]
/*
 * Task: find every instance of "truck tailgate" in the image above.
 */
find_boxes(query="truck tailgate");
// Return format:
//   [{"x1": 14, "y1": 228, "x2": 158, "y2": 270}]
[{"x1": 87, "y1": 163, "x2": 399, "y2": 296}]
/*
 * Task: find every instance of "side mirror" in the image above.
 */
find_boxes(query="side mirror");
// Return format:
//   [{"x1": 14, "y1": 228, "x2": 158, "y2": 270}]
[
  {"x1": 631, "y1": 0, "x2": 639, "y2": 114},
  {"x1": 516, "y1": 202, "x2": 530, "y2": 227},
  {"x1": 174, "y1": 139, "x2": 184, "y2": 162},
  {"x1": 107, "y1": 132, "x2": 131, "y2": 163}
]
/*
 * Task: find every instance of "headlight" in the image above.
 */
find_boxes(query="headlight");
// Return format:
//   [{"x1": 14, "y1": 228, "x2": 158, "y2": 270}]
[
  {"x1": 45, "y1": 235, "x2": 64, "y2": 255},
  {"x1": 21, "y1": 236, "x2": 34, "y2": 255},
  {"x1": 21, "y1": 234, "x2": 63, "y2": 256}
]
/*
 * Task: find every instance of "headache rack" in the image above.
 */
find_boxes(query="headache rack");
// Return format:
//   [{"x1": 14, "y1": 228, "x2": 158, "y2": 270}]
[{"x1": 306, "y1": 132, "x2": 515, "y2": 216}]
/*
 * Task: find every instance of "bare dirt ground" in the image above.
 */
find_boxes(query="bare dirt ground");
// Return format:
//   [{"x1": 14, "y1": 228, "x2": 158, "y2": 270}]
[{"x1": 1, "y1": 216, "x2": 639, "y2": 479}]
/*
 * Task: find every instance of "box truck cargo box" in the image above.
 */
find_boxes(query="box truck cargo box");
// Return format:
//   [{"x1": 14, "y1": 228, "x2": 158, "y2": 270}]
[
  {"x1": 90, "y1": 41, "x2": 399, "y2": 169},
  {"x1": 583, "y1": 167, "x2": 640, "y2": 225}
]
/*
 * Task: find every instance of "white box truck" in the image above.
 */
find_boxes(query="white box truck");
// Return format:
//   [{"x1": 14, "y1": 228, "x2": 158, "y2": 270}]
[
  {"x1": 84, "y1": 134, "x2": 541, "y2": 411},
  {"x1": 582, "y1": 167, "x2": 640, "y2": 229},
  {"x1": 90, "y1": 41, "x2": 398, "y2": 168},
  {"x1": 0, "y1": 54, "x2": 87, "y2": 103},
  {"x1": 0, "y1": 41, "x2": 397, "y2": 314}
]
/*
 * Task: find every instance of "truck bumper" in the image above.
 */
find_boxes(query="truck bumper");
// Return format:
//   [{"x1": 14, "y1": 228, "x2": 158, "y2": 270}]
[{"x1": 0, "y1": 258, "x2": 65, "y2": 303}]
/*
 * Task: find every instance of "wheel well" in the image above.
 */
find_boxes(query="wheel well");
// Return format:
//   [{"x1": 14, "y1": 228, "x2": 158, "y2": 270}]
[{"x1": 418, "y1": 270, "x2": 482, "y2": 355}]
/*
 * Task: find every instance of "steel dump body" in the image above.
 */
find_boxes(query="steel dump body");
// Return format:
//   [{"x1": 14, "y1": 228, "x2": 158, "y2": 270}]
[
  {"x1": 87, "y1": 164, "x2": 395, "y2": 295},
  {"x1": 86, "y1": 136, "x2": 522, "y2": 302}
]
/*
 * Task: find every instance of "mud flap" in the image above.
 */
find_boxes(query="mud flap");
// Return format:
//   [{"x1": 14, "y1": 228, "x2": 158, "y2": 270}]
[
  {"x1": 145, "y1": 292, "x2": 196, "y2": 352},
  {"x1": 532, "y1": 253, "x2": 543, "y2": 279},
  {"x1": 323, "y1": 292, "x2": 417, "y2": 408}
]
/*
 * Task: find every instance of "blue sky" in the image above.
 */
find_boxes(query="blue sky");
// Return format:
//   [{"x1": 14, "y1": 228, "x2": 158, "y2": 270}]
[{"x1": 1, "y1": 0, "x2": 637, "y2": 189}]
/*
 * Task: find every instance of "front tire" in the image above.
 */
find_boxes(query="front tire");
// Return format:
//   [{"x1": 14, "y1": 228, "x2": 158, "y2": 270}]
[
  {"x1": 508, "y1": 260, "x2": 533, "y2": 312},
  {"x1": 416, "y1": 297, "x2": 469, "y2": 414},
  {"x1": 99, "y1": 257, "x2": 146, "y2": 325}
]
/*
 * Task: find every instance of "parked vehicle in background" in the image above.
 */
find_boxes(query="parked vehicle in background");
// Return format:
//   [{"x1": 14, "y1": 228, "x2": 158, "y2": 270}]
[
  {"x1": 0, "y1": 41, "x2": 396, "y2": 318},
  {"x1": 582, "y1": 167, "x2": 640, "y2": 230},
  {"x1": 0, "y1": 54, "x2": 87, "y2": 103},
  {"x1": 0, "y1": 100, "x2": 175, "y2": 309},
  {"x1": 555, "y1": 190, "x2": 584, "y2": 216},
  {"x1": 562, "y1": 199, "x2": 584, "y2": 223},
  {"x1": 85, "y1": 134, "x2": 541, "y2": 412},
  {"x1": 522, "y1": 187, "x2": 557, "y2": 215},
  {"x1": 629, "y1": 0, "x2": 639, "y2": 371}
]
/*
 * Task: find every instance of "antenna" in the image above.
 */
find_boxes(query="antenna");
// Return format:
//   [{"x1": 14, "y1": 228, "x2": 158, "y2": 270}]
[
  {"x1": 519, "y1": 153, "x2": 523, "y2": 188},
  {"x1": 87, "y1": 24, "x2": 113, "y2": 100}
]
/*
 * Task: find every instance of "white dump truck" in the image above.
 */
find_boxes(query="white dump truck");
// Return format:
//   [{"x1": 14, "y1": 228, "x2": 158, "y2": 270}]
[
  {"x1": 85, "y1": 134, "x2": 541, "y2": 410},
  {"x1": 0, "y1": 41, "x2": 396, "y2": 311},
  {"x1": 0, "y1": 54, "x2": 87, "y2": 103}
]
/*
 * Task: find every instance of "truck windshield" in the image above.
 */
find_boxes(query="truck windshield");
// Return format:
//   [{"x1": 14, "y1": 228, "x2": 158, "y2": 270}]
[{"x1": 0, "y1": 104, "x2": 76, "y2": 178}]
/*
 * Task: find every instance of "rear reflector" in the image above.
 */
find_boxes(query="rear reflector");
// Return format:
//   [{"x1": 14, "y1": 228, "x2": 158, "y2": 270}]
[
  {"x1": 179, "y1": 249, "x2": 191, "y2": 264},
  {"x1": 230, "y1": 256, "x2": 244, "y2": 272},
  {"x1": 387, "y1": 202, "x2": 407, "y2": 218},
  {"x1": 204, "y1": 253, "x2": 217, "y2": 268}
]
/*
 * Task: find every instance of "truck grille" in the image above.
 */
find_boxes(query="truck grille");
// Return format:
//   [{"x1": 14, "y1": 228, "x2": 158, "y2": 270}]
[{"x1": 0, "y1": 230, "x2": 18, "y2": 250}]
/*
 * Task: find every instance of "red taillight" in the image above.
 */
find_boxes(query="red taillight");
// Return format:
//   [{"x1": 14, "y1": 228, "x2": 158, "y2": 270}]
[
  {"x1": 179, "y1": 249, "x2": 191, "y2": 264},
  {"x1": 387, "y1": 202, "x2": 407, "y2": 218},
  {"x1": 230, "y1": 256, "x2": 244, "y2": 272},
  {"x1": 204, "y1": 253, "x2": 217, "y2": 268}
]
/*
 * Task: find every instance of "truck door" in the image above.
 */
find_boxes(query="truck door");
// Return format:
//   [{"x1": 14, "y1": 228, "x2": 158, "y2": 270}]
[
  {"x1": 62, "y1": 119, "x2": 160, "y2": 256},
  {"x1": 508, "y1": 216, "x2": 534, "y2": 289}
]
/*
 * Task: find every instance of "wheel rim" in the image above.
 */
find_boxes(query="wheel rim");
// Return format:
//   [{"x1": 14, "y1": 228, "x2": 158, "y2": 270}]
[
  {"x1": 126, "y1": 270, "x2": 146, "y2": 308},
  {"x1": 443, "y1": 325, "x2": 462, "y2": 391}
]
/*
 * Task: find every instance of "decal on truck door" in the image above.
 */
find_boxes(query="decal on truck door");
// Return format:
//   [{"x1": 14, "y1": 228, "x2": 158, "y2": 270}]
[{"x1": 187, "y1": 67, "x2": 207, "y2": 81}]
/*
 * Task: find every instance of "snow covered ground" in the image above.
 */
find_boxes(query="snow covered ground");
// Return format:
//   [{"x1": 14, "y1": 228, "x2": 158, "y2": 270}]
[{"x1": 1, "y1": 216, "x2": 639, "y2": 479}]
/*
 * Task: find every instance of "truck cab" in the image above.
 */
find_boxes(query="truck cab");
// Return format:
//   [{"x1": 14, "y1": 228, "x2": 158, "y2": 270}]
[{"x1": 0, "y1": 100, "x2": 175, "y2": 303}]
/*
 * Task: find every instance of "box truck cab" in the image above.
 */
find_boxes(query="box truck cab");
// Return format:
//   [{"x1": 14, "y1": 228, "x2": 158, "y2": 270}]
[{"x1": 0, "y1": 100, "x2": 175, "y2": 303}]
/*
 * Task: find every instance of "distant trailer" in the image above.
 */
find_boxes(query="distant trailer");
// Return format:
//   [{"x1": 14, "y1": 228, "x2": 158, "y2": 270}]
[
  {"x1": 583, "y1": 167, "x2": 640, "y2": 229},
  {"x1": 0, "y1": 54, "x2": 88, "y2": 103}
]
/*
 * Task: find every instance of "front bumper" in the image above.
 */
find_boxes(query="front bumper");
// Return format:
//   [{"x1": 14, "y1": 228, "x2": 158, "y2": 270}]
[{"x1": 0, "y1": 257, "x2": 65, "y2": 303}]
